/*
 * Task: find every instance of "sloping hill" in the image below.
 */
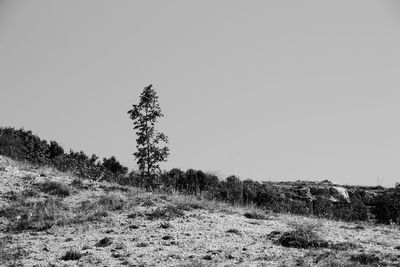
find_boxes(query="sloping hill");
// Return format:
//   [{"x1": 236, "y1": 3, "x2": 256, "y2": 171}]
[{"x1": 1, "y1": 156, "x2": 399, "y2": 266}]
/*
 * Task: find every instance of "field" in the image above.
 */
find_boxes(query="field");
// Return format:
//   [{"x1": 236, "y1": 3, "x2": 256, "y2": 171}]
[{"x1": 1, "y1": 156, "x2": 400, "y2": 267}]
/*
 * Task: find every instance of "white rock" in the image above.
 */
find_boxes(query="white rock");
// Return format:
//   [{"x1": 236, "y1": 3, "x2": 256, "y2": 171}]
[{"x1": 332, "y1": 186, "x2": 350, "y2": 202}]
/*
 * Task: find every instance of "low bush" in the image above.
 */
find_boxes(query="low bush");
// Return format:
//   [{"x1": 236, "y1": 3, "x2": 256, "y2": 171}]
[
  {"x1": 226, "y1": 229, "x2": 241, "y2": 235},
  {"x1": 244, "y1": 210, "x2": 268, "y2": 220},
  {"x1": 38, "y1": 181, "x2": 70, "y2": 197},
  {"x1": 372, "y1": 185, "x2": 400, "y2": 224},
  {"x1": 95, "y1": 237, "x2": 113, "y2": 247},
  {"x1": 61, "y1": 249, "x2": 82, "y2": 261},
  {"x1": 69, "y1": 178, "x2": 85, "y2": 189},
  {"x1": 8, "y1": 198, "x2": 65, "y2": 232},
  {"x1": 98, "y1": 193, "x2": 125, "y2": 211},
  {"x1": 276, "y1": 221, "x2": 328, "y2": 249},
  {"x1": 146, "y1": 205, "x2": 185, "y2": 220},
  {"x1": 68, "y1": 200, "x2": 109, "y2": 224},
  {"x1": 350, "y1": 253, "x2": 380, "y2": 265},
  {"x1": 160, "y1": 221, "x2": 172, "y2": 229}
]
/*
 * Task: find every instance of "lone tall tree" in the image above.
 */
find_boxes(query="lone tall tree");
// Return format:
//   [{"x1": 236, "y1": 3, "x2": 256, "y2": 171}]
[{"x1": 127, "y1": 84, "x2": 169, "y2": 188}]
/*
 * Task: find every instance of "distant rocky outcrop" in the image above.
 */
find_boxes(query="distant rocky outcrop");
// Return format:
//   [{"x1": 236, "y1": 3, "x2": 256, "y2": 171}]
[{"x1": 268, "y1": 180, "x2": 387, "y2": 220}]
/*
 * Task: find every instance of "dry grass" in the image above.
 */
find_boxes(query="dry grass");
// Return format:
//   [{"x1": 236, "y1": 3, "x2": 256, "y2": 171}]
[
  {"x1": 60, "y1": 249, "x2": 83, "y2": 261},
  {"x1": 97, "y1": 193, "x2": 125, "y2": 210},
  {"x1": 146, "y1": 205, "x2": 185, "y2": 220},
  {"x1": 4, "y1": 197, "x2": 66, "y2": 232},
  {"x1": 276, "y1": 220, "x2": 328, "y2": 248},
  {"x1": 38, "y1": 180, "x2": 71, "y2": 197},
  {"x1": 2, "y1": 157, "x2": 400, "y2": 266},
  {"x1": 243, "y1": 209, "x2": 269, "y2": 220}
]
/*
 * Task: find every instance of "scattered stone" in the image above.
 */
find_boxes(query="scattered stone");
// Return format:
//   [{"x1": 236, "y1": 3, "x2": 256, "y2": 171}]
[
  {"x1": 226, "y1": 229, "x2": 241, "y2": 236},
  {"x1": 115, "y1": 242, "x2": 127, "y2": 250},
  {"x1": 112, "y1": 252, "x2": 123, "y2": 259},
  {"x1": 137, "y1": 242, "x2": 148, "y2": 247},
  {"x1": 162, "y1": 235, "x2": 173, "y2": 240},
  {"x1": 65, "y1": 237, "x2": 73, "y2": 242},
  {"x1": 203, "y1": 255, "x2": 212, "y2": 260},
  {"x1": 129, "y1": 225, "x2": 139, "y2": 229},
  {"x1": 81, "y1": 245, "x2": 91, "y2": 250},
  {"x1": 226, "y1": 254, "x2": 235, "y2": 260}
]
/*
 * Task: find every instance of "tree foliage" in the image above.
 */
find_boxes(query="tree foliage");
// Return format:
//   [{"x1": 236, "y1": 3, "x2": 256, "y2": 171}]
[
  {"x1": 0, "y1": 127, "x2": 127, "y2": 182},
  {"x1": 127, "y1": 84, "x2": 169, "y2": 188}
]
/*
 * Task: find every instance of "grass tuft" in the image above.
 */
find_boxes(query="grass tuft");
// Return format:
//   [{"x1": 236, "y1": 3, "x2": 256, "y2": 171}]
[
  {"x1": 146, "y1": 205, "x2": 185, "y2": 220},
  {"x1": 6, "y1": 198, "x2": 65, "y2": 232},
  {"x1": 160, "y1": 221, "x2": 172, "y2": 229},
  {"x1": 61, "y1": 249, "x2": 82, "y2": 261},
  {"x1": 276, "y1": 221, "x2": 329, "y2": 249},
  {"x1": 98, "y1": 193, "x2": 125, "y2": 211},
  {"x1": 244, "y1": 209, "x2": 268, "y2": 220}
]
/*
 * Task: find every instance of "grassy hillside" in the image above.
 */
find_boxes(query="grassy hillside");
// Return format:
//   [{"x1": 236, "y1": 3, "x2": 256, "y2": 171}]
[
  {"x1": 2, "y1": 127, "x2": 400, "y2": 225},
  {"x1": 1, "y1": 156, "x2": 400, "y2": 266}
]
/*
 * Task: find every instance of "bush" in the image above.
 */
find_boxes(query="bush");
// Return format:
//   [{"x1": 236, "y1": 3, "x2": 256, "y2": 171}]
[
  {"x1": 226, "y1": 229, "x2": 241, "y2": 235},
  {"x1": 61, "y1": 249, "x2": 82, "y2": 261},
  {"x1": 69, "y1": 178, "x2": 85, "y2": 189},
  {"x1": 68, "y1": 200, "x2": 109, "y2": 224},
  {"x1": 98, "y1": 194, "x2": 125, "y2": 211},
  {"x1": 276, "y1": 221, "x2": 328, "y2": 249},
  {"x1": 160, "y1": 221, "x2": 172, "y2": 229},
  {"x1": 38, "y1": 181, "x2": 71, "y2": 197},
  {"x1": 243, "y1": 210, "x2": 268, "y2": 220},
  {"x1": 372, "y1": 186, "x2": 400, "y2": 224},
  {"x1": 0, "y1": 127, "x2": 128, "y2": 182},
  {"x1": 350, "y1": 253, "x2": 380, "y2": 265},
  {"x1": 146, "y1": 205, "x2": 184, "y2": 220}
]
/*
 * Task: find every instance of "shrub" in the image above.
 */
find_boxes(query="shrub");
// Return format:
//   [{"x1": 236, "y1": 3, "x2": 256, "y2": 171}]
[
  {"x1": 39, "y1": 181, "x2": 70, "y2": 197},
  {"x1": 276, "y1": 221, "x2": 328, "y2": 249},
  {"x1": 313, "y1": 196, "x2": 369, "y2": 222},
  {"x1": 226, "y1": 229, "x2": 241, "y2": 235},
  {"x1": 98, "y1": 193, "x2": 125, "y2": 211},
  {"x1": 95, "y1": 237, "x2": 113, "y2": 247},
  {"x1": 244, "y1": 210, "x2": 268, "y2": 220},
  {"x1": 160, "y1": 221, "x2": 172, "y2": 229},
  {"x1": 68, "y1": 201, "x2": 109, "y2": 224},
  {"x1": 169, "y1": 196, "x2": 207, "y2": 211},
  {"x1": 372, "y1": 186, "x2": 400, "y2": 224},
  {"x1": 146, "y1": 205, "x2": 184, "y2": 220},
  {"x1": 350, "y1": 253, "x2": 380, "y2": 265},
  {"x1": 61, "y1": 249, "x2": 82, "y2": 261},
  {"x1": 69, "y1": 178, "x2": 84, "y2": 189},
  {"x1": 9, "y1": 198, "x2": 65, "y2": 232}
]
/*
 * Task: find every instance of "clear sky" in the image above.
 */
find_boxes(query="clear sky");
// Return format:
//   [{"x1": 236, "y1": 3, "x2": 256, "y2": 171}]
[{"x1": 1, "y1": 1, "x2": 400, "y2": 186}]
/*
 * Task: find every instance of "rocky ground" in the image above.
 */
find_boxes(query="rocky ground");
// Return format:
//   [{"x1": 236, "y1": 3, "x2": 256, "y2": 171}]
[{"x1": 1, "y1": 156, "x2": 400, "y2": 266}]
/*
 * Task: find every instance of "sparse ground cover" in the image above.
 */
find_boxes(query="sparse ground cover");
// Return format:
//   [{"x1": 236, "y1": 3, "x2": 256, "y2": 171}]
[{"x1": 1, "y1": 157, "x2": 400, "y2": 266}]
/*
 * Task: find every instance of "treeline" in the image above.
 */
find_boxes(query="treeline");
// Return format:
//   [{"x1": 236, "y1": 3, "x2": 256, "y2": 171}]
[
  {"x1": 1, "y1": 127, "x2": 400, "y2": 224},
  {"x1": 0, "y1": 127, "x2": 128, "y2": 181}
]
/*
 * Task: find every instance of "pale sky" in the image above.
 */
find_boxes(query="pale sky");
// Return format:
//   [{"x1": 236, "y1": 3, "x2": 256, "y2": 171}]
[{"x1": 1, "y1": 1, "x2": 400, "y2": 186}]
